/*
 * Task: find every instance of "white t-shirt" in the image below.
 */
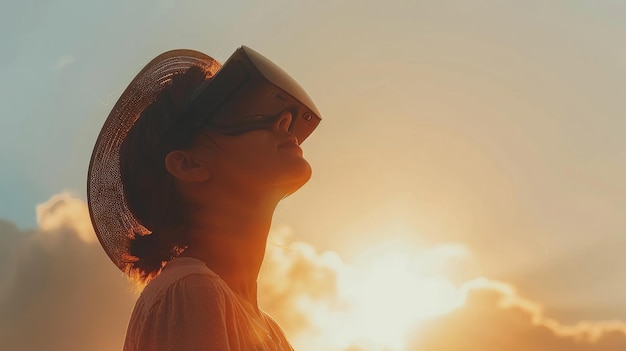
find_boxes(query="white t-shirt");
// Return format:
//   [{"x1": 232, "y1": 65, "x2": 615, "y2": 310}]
[{"x1": 123, "y1": 257, "x2": 293, "y2": 351}]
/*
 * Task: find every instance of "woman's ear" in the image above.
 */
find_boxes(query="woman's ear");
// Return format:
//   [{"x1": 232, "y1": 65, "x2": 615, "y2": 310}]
[{"x1": 164, "y1": 149, "x2": 211, "y2": 182}]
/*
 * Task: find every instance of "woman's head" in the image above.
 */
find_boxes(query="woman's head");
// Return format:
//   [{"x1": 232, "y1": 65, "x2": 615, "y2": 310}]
[
  {"x1": 88, "y1": 47, "x2": 321, "y2": 283},
  {"x1": 119, "y1": 66, "x2": 312, "y2": 283}
]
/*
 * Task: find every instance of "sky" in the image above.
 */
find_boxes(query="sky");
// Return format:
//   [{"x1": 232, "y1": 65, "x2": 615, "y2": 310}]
[{"x1": 1, "y1": 0, "x2": 626, "y2": 350}]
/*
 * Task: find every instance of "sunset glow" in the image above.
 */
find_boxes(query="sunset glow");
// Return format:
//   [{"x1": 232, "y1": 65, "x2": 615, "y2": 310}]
[
  {"x1": 261, "y1": 232, "x2": 470, "y2": 351},
  {"x1": 4, "y1": 193, "x2": 626, "y2": 351},
  {"x1": 4, "y1": 1, "x2": 626, "y2": 350},
  {"x1": 336, "y1": 245, "x2": 466, "y2": 350}
]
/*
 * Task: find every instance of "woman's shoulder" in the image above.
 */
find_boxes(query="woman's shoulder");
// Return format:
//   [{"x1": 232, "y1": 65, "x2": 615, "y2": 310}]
[
  {"x1": 138, "y1": 257, "x2": 227, "y2": 310},
  {"x1": 125, "y1": 259, "x2": 238, "y2": 351},
  {"x1": 161, "y1": 257, "x2": 220, "y2": 281}
]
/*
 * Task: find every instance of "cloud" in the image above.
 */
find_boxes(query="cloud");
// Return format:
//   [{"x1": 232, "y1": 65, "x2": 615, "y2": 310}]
[
  {"x1": 259, "y1": 227, "x2": 343, "y2": 336},
  {"x1": 258, "y1": 231, "x2": 468, "y2": 351},
  {"x1": 0, "y1": 193, "x2": 135, "y2": 351},
  {"x1": 408, "y1": 278, "x2": 626, "y2": 351},
  {"x1": 258, "y1": 232, "x2": 626, "y2": 351},
  {"x1": 35, "y1": 192, "x2": 95, "y2": 243},
  {"x1": 0, "y1": 219, "x2": 28, "y2": 301},
  {"x1": 53, "y1": 55, "x2": 76, "y2": 71},
  {"x1": 1, "y1": 193, "x2": 625, "y2": 351}
]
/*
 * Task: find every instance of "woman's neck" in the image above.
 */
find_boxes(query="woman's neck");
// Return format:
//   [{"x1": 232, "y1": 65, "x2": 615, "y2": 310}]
[{"x1": 181, "y1": 191, "x2": 280, "y2": 312}]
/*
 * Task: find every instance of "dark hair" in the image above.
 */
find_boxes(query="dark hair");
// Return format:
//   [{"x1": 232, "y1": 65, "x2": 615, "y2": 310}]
[{"x1": 119, "y1": 66, "x2": 208, "y2": 284}]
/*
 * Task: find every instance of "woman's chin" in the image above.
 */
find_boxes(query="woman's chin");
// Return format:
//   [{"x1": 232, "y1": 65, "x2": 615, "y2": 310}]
[{"x1": 279, "y1": 162, "x2": 313, "y2": 196}]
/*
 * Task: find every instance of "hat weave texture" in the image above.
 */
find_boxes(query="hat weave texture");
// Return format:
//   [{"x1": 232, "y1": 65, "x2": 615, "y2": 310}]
[{"x1": 87, "y1": 50, "x2": 221, "y2": 273}]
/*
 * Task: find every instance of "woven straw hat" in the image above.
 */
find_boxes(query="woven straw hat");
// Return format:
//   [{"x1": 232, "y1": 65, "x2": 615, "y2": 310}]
[{"x1": 87, "y1": 50, "x2": 221, "y2": 273}]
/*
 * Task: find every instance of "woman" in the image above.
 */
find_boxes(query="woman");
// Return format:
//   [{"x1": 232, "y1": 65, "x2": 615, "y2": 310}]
[{"x1": 87, "y1": 46, "x2": 321, "y2": 350}]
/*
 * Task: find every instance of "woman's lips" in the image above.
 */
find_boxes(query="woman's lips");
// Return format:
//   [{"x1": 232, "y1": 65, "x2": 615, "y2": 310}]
[
  {"x1": 278, "y1": 139, "x2": 303, "y2": 154},
  {"x1": 278, "y1": 135, "x2": 299, "y2": 148}
]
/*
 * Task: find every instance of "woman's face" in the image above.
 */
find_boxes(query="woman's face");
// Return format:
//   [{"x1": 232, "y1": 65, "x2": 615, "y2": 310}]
[{"x1": 194, "y1": 110, "x2": 312, "y2": 196}]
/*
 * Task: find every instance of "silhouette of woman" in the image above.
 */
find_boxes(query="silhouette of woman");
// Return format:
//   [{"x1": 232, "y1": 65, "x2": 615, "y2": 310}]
[{"x1": 87, "y1": 46, "x2": 321, "y2": 351}]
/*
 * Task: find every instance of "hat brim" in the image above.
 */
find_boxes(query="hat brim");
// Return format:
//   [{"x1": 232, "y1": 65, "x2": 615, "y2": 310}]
[{"x1": 87, "y1": 50, "x2": 221, "y2": 274}]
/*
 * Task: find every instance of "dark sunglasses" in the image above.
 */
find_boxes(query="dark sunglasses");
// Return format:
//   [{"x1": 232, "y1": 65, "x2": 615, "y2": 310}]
[{"x1": 203, "y1": 106, "x2": 300, "y2": 136}]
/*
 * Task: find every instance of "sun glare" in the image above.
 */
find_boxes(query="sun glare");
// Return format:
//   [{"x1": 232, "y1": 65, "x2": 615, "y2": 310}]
[
  {"x1": 297, "y1": 240, "x2": 469, "y2": 351},
  {"x1": 344, "y1": 244, "x2": 466, "y2": 350}
]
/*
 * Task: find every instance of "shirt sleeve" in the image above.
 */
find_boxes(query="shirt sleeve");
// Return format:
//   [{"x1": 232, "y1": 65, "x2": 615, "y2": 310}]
[{"x1": 138, "y1": 274, "x2": 231, "y2": 351}]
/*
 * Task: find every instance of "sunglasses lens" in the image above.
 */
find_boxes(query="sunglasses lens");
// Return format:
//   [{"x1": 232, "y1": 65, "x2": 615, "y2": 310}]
[{"x1": 205, "y1": 114, "x2": 280, "y2": 135}]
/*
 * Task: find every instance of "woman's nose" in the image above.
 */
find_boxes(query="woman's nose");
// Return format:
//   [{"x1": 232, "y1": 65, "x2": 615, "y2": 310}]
[{"x1": 273, "y1": 109, "x2": 293, "y2": 133}]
